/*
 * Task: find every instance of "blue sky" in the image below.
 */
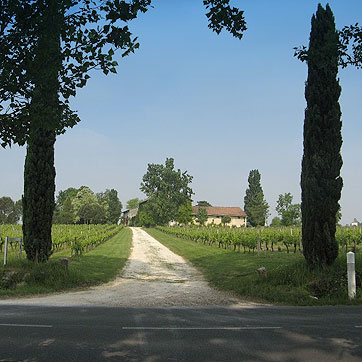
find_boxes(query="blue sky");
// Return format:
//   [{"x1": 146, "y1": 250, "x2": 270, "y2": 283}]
[{"x1": 1, "y1": 0, "x2": 361, "y2": 224}]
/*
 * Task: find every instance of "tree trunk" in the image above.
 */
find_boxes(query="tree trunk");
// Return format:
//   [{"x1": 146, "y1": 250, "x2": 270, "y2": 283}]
[
  {"x1": 23, "y1": 129, "x2": 55, "y2": 262},
  {"x1": 22, "y1": 0, "x2": 61, "y2": 262}
]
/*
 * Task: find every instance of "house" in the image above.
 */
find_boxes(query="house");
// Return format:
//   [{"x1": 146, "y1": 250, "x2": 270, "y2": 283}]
[
  {"x1": 192, "y1": 206, "x2": 247, "y2": 227},
  {"x1": 122, "y1": 207, "x2": 138, "y2": 226},
  {"x1": 121, "y1": 199, "x2": 149, "y2": 226},
  {"x1": 351, "y1": 218, "x2": 360, "y2": 227}
]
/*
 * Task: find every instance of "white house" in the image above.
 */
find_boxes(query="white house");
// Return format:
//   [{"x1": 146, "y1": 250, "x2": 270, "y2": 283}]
[{"x1": 192, "y1": 206, "x2": 247, "y2": 227}]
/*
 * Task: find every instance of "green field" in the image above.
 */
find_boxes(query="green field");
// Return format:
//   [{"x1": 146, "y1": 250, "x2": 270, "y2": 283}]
[
  {"x1": 146, "y1": 227, "x2": 362, "y2": 306},
  {"x1": 0, "y1": 227, "x2": 132, "y2": 297}
]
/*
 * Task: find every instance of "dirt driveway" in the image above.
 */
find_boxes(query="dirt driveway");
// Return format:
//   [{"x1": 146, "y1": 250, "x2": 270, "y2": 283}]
[{"x1": 0, "y1": 228, "x2": 253, "y2": 307}]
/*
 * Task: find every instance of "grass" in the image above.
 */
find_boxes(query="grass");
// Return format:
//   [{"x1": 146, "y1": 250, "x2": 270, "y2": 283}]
[
  {"x1": 146, "y1": 228, "x2": 362, "y2": 306},
  {"x1": 0, "y1": 227, "x2": 132, "y2": 298}
]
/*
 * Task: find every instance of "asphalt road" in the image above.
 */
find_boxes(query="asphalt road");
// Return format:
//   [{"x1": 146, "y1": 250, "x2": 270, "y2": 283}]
[{"x1": 0, "y1": 305, "x2": 362, "y2": 362}]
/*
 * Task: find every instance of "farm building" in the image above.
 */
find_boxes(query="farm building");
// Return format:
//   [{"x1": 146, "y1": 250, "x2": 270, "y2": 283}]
[{"x1": 192, "y1": 206, "x2": 247, "y2": 227}]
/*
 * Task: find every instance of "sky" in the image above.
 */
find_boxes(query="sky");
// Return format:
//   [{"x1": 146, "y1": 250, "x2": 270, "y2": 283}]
[{"x1": 1, "y1": 0, "x2": 361, "y2": 225}]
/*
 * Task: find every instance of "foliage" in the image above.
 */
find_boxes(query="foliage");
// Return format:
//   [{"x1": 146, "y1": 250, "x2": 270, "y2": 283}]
[
  {"x1": 196, "y1": 207, "x2": 208, "y2": 225},
  {"x1": 136, "y1": 206, "x2": 155, "y2": 228},
  {"x1": 54, "y1": 197, "x2": 75, "y2": 224},
  {"x1": 276, "y1": 193, "x2": 301, "y2": 226},
  {"x1": 140, "y1": 158, "x2": 194, "y2": 225},
  {"x1": 176, "y1": 200, "x2": 193, "y2": 225},
  {"x1": 126, "y1": 198, "x2": 139, "y2": 210},
  {"x1": 0, "y1": 223, "x2": 122, "y2": 256},
  {"x1": 72, "y1": 186, "x2": 103, "y2": 224},
  {"x1": 295, "y1": 22, "x2": 362, "y2": 70},
  {"x1": 221, "y1": 215, "x2": 231, "y2": 225},
  {"x1": 197, "y1": 200, "x2": 212, "y2": 207},
  {"x1": 301, "y1": 4, "x2": 342, "y2": 267},
  {"x1": 56, "y1": 188, "x2": 79, "y2": 210},
  {"x1": 97, "y1": 189, "x2": 122, "y2": 224},
  {"x1": 270, "y1": 217, "x2": 282, "y2": 228},
  {"x1": 156, "y1": 224, "x2": 362, "y2": 255},
  {"x1": 54, "y1": 186, "x2": 122, "y2": 225},
  {"x1": 78, "y1": 203, "x2": 106, "y2": 225},
  {"x1": 0, "y1": 0, "x2": 153, "y2": 146},
  {"x1": 0, "y1": 196, "x2": 22, "y2": 224},
  {"x1": 203, "y1": 0, "x2": 247, "y2": 40},
  {"x1": 243, "y1": 169, "x2": 269, "y2": 226},
  {"x1": 339, "y1": 23, "x2": 362, "y2": 68}
]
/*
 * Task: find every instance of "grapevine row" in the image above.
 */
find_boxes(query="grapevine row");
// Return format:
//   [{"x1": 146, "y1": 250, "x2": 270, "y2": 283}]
[
  {"x1": 0, "y1": 224, "x2": 122, "y2": 256},
  {"x1": 157, "y1": 225, "x2": 362, "y2": 253}
]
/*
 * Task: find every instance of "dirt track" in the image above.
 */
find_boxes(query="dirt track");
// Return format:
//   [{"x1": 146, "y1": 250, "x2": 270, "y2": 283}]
[{"x1": 0, "y1": 227, "x2": 253, "y2": 307}]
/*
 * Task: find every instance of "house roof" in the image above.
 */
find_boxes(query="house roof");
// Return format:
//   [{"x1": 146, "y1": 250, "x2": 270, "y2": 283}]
[{"x1": 192, "y1": 206, "x2": 246, "y2": 217}]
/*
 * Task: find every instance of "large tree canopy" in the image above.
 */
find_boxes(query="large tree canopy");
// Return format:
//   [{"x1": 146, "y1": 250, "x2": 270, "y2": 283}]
[
  {"x1": 0, "y1": 0, "x2": 247, "y2": 148},
  {"x1": 140, "y1": 158, "x2": 193, "y2": 225},
  {"x1": 0, "y1": 0, "x2": 153, "y2": 146}
]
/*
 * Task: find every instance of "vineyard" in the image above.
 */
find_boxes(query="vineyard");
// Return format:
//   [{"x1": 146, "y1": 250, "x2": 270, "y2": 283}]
[
  {"x1": 157, "y1": 225, "x2": 362, "y2": 254},
  {"x1": 0, "y1": 224, "x2": 122, "y2": 258}
]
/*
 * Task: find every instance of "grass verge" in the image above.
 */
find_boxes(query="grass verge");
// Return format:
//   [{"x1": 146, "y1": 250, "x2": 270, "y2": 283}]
[
  {"x1": 0, "y1": 227, "x2": 132, "y2": 298},
  {"x1": 146, "y1": 228, "x2": 362, "y2": 306}
]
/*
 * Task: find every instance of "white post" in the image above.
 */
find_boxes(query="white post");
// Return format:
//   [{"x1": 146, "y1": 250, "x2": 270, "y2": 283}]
[
  {"x1": 347, "y1": 252, "x2": 356, "y2": 300},
  {"x1": 3, "y1": 237, "x2": 8, "y2": 266}
]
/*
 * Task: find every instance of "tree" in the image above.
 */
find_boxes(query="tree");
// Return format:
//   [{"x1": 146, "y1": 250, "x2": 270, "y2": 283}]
[
  {"x1": 53, "y1": 187, "x2": 79, "y2": 223},
  {"x1": 72, "y1": 186, "x2": 107, "y2": 224},
  {"x1": 0, "y1": 196, "x2": 22, "y2": 224},
  {"x1": 270, "y1": 217, "x2": 282, "y2": 227},
  {"x1": 197, "y1": 201, "x2": 212, "y2": 207},
  {"x1": 78, "y1": 203, "x2": 106, "y2": 224},
  {"x1": 126, "y1": 198, "x2": 139, "y2": 210},
  {"x1": 57, "y1": 197, "x2": 75, "y2": 224},
  {"x1": 196, "y1": 207, "x2": 208, "y2": 226},
  {"x1": 140, "y1": 158, "x2": 193, "y2": 225},
  {"x1": 221, "y1": 215, "x2": 231, "y2": 225},
  {"x1": 0, "y1": 1, "x2": 246, "y2": 261},
  {"x1": 176, "y1": 200, "x2": 193, "y2": 225},
  {"x1": 97, "y1": 189, "x2": 122, "y2": 224},
  {"x1": 0, "y1": 1, "x2": 149, "y2": 261},
  {"x1": 243, "y1": 170, "x2": 269, "y2": 227},
  {"x1": 56, "y1": 188, "x2": 79, "y2": 210},
  {"x1": 300, "y1": 4, "x2": 342, "y2": 267},
  {"x1": 276, "y1": 193, "x2": 301, "y2": 226}
]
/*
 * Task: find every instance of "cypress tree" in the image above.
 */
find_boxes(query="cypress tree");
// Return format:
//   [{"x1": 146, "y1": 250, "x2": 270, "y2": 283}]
[
  {"x1": 301, "y1": 4, "x2": 343, "y2": 267},
  {"x1": 244, "y1": 169, "x2": 269, "y2": 227}
]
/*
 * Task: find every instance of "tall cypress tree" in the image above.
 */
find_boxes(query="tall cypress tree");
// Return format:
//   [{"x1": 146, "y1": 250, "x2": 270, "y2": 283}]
[
  {"x1": 301, "y1": 4, "x2": 343, "y2": 267},
  {"x1": 244, "y1": 169, "x2": 269, "y2": 227}
]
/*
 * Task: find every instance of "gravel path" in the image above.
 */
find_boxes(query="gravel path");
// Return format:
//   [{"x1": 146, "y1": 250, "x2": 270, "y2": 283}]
[{"x1": 0, "y1": 227, "x2": 253, "y2": 307}]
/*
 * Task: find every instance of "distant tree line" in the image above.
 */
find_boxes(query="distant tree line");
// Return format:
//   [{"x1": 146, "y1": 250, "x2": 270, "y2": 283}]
[{"x1": 53, "y1": 186, "x2": 122, "y2": 225}]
